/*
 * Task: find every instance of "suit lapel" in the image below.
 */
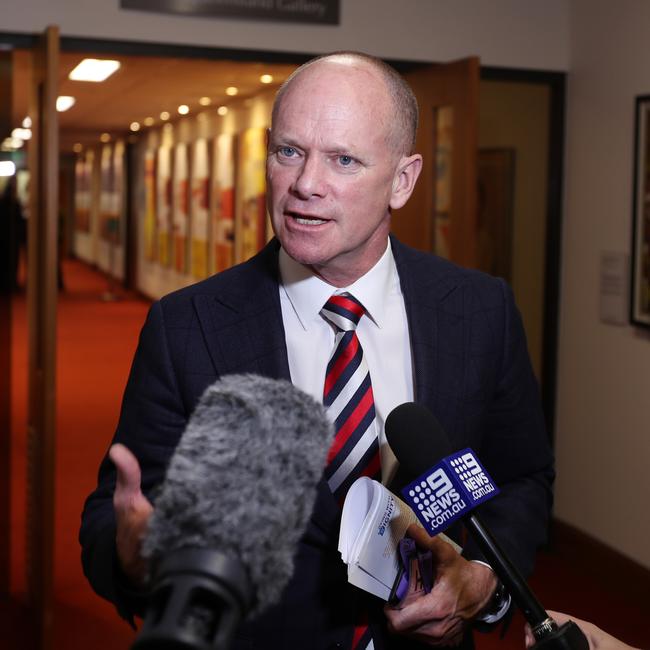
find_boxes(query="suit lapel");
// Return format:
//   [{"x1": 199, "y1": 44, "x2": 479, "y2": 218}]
[
  {"x1": 192, "y1": 240, "x2": 291, "y2": 381},
  {"x1": 391, "y1": 236, "x2": 466, "y2": 447}
]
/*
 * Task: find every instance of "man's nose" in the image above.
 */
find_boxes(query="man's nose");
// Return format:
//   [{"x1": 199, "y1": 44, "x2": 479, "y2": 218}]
[{"x1": 291, "y1": 154, "x2": 326, "y2": 198}]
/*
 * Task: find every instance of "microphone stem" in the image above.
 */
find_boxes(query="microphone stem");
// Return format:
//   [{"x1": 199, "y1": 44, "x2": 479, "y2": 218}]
[{"x1": 466, "y1": 513, "x2": 549, "y2": 627}]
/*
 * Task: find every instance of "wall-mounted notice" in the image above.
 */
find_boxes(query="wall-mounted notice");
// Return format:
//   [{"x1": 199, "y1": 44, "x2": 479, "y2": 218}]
[
  {"x1": 191, "y1": 139, "x2": 210, "y2": 279},
  {"x1": 211, "y1": 133, "x2": 236, "y2": 274},
  {"x1": 600, "y1": 251, "x2": 629, "y2": 326},
  {"x1": 121, "y1": 0, "x2": 339, "y2": 25}
]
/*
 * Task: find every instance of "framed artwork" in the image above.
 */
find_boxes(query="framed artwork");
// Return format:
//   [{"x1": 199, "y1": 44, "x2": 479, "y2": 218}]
[
  {"x1": 99, "y1": 143, "x2": 115, "y2": 241},
  {"x1": 156, "y1": 146, "x2": 172, "y2": 267},
  {"x1": 173, "y1": 143, "x2": 189, "y2": 273},
  {"x1": 236, "y1": 127, "x2": 267, "y2": 264},
  {"x1": 74, "y1": 150, "x2": 93, "y2": 233},
  {"x1": 630, "y1": 95, "x2": 650, "y2": 328},
  {"x1": 211, "y1": 133, "x2": 236, "y2": 274},
  {"x1": 143, "y1": 149, "x2": 157, "y2": 262},
  {"x1": 190, "y1": 138, "x2": 210, "y2": 279},
  {"x1": 477, "y1": 148, "x2": 515, "y2": 281}
]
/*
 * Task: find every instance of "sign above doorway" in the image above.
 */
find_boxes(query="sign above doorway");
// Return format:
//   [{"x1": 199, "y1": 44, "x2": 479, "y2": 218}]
[{"x1": 121, "y1": 0, "x2": 340, "y2": 25}]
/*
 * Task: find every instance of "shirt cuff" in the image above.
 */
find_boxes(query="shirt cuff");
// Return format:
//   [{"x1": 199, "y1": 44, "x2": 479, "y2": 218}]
[{"x1": 471, "y1": 560, "x2": 511, "y2": 624}]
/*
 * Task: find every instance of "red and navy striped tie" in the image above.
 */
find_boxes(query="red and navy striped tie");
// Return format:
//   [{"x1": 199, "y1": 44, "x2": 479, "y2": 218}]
[
  {"x1": 322, "y1": 293, "x2": 380, "y2": 649},
  {"x1": 321, "y1": 292, "x2": 381, "y2": 505}
]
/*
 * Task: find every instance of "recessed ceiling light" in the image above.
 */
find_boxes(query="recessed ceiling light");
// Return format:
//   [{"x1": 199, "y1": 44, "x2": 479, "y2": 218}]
[
  {"x1": 0, "y1": 161, "x2": 16, "y2": 177},
  {"x1": 160, "y1": 111, "x2": 170, "y2": 121},
  {"x1": 217, "y1": 106, "x2": 228, "y2": 116},
  {"x1": 11, "y1": 127, "x2": 31, "y2": 141},
  {"x1": 225, "y1": 86, "x2": 238, "y2": 96},
  {"x1": 199, "y1": 96, "x2": 211, "y2": 106},
  {"x1": 69, "y1": 58, "x2": 121, "y2": 82},
  {"x1": 178, "y1": 105, "x2": 190, "y2": 115},
  {"x1": 56, "y1": 96, "x2": 76, "y2": 112},
  {"x1": 260, "y1": 74, "x2": 273, "y2": 84},
  {"x1": 144, "y1": 116, "x2": 154, "y2": 126},
  {"x1": 2, "y1": 137, "x2": 23, "y2": 150},
  {"x1": 100, "y1": 133, "x2": 111, "y2": 143},
  {"x1": 130, "y1": 122, "x2": 141, "y2": 132}
]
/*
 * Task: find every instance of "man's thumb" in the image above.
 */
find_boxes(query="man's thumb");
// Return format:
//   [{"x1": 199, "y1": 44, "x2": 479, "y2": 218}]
[{"x1": 110, "y1": 443, "x2": 143, "y2": 500}]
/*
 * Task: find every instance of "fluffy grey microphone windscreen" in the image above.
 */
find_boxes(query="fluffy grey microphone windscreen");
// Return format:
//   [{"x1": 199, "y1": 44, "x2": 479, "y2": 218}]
[{"x1": 141, "y1": 373, "x2": 334, "y2": 618}]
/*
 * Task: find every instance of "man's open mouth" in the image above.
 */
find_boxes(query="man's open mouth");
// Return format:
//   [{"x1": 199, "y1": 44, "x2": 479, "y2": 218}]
[{"x1": 287, "y1": 211, "x2": 328, "y2": 226}]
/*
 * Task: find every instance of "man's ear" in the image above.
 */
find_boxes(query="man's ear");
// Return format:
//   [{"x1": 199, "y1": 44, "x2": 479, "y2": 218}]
[{"x1": 389, "y1": 154, "x2": 423, "y2": 210}]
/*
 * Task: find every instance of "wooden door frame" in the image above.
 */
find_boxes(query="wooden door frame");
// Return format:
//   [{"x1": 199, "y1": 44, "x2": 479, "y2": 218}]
[{"x1": 481, "y1": 66, "x2": 566, "y2": 445}]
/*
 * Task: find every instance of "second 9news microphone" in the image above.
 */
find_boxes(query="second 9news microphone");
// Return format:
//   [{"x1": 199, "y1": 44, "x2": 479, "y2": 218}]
[
  {"x1": 385, "y1": 402, "x2": 588, "y2": 650},
  {"x1": 131, "y1": 373, "x2": 335, "y2": 650}
]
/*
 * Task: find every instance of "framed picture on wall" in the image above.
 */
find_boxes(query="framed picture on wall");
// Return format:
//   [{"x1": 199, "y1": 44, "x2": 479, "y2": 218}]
[
  {"x1": 630, "y1": 94, "x2": 650, "y2": 328},
  {"x1": 477, "y1": 148, "x2": 515, "y2": 282}
]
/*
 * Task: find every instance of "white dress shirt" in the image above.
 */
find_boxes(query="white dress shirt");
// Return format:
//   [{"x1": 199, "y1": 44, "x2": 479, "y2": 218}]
[{"x1": 278, "y1": 239, "x2": 414, "y2": 486}]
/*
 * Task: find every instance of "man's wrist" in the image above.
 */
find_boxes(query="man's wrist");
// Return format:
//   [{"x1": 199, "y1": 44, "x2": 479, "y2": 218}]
[{"x1": 471, "y1": 560, "x2": 511, "y2": 623}]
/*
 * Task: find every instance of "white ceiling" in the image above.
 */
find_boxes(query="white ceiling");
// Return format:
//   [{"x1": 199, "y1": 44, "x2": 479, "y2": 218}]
[{"x1": 11, "y1": 49, "x2": 296, "y2": 152}]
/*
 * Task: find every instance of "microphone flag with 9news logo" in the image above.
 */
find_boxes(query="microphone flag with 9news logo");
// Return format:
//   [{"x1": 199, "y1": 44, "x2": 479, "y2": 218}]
[{"x1": 400, "y1": 449, "x2": 500, "y2": 535}]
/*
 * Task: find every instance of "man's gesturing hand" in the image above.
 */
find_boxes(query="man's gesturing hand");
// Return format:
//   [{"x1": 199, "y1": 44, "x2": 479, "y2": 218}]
[
  {"x1": 384, "y1": 524, "x2": 497, "y2": 647},
  {"x1": 110, "y1": 443, "x2": 154, "y2": 587}
]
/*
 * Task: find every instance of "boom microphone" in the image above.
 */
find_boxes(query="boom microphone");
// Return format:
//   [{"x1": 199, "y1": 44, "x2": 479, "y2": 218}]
[
  {"x1": 131, "y1": 374, "x2": 335, "y2": 650},
  {"x1": 385, "y1": 402, "x2": 588, "y2": 650}
]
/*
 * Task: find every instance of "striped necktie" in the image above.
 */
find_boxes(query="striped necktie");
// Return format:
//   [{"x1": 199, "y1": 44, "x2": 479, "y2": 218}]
[
  {"x1": 321, "y1": 292, "x2": 381, "y2": 503},
  {"x1": 321, "y1": 292, "x2": 380, "y2": 649}
]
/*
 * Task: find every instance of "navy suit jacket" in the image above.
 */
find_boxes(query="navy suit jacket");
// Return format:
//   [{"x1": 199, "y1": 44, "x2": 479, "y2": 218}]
[{"x1": 80, "y1": 236, "x2": 554, "y2": 649}]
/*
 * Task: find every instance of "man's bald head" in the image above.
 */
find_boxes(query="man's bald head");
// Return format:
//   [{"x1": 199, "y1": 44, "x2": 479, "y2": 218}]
[{"x1": 271, "y1": 51, "x2": 419, "y2": 158}]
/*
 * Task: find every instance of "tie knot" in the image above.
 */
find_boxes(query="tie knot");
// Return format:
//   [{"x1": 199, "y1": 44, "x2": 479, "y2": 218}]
[{"x1": 321, "y1": 292, "x2": 366, "y2": 332}]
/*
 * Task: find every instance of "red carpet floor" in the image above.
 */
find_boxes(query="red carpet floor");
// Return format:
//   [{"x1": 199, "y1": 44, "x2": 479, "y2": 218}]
[{"x1": 5, "y1": 258, "x2": 648, "y2": 649}]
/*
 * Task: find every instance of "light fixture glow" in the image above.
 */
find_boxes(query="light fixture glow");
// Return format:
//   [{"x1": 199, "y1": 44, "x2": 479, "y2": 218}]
[
  {"x1": 11, "y1": 127, "x2": 31, "y2": 141},
  {"x1": 56, "y1": 95, "x2": 76, "y2": 112},
  {"x1": 0, "y1": 161, "x2": 16, "y2": 177},
  {"x1": 22, "y1": 116, "x2": 32, "y2": 128},
  {"x1": 217, "y1": 106, "x2": 228, "y2": 116},
  {"x1": 100, "y1": 133, "x2": 111, "y2": 143},
  {"x1": 260, "y1": 74, "x2": 273, "y2": 84},
  {"x1": 130, "y1": 122, "x2": 141, "y2": 132},
  {"x1": 69, "y1": 58, "x2": 121, "y2": 82},
  {"x1": 177, "y1": 104, "x2": 190, "y2": 115},
  {"x1": 73, "y1": 143, "x2": 83, "y2": 153},
  {"x1": 199, "y1": 96, "x2": 211, "y2": 106},
  {"x1": 160, "y1": 111, "x2": 170, "y2": 121},
  {"x1": 2, "y1": 137, "x2": 23, "y2": 150},
  {"x1": 225, "y1": 86, "x2": 238, "y2": 96},
  {"x1": 144, "y1": 116, "x2": 154, "y2": 126}
]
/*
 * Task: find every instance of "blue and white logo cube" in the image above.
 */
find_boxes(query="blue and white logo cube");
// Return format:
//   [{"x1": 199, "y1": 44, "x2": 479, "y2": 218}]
[{"x1": 401, "y1": 449, "x2": 499, "y2": 535}]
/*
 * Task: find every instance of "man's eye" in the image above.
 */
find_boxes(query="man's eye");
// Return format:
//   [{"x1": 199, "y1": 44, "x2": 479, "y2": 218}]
[
  {"x1": 338, "y1": 155, "x2": 354, "y2": 166},
  {"x1": 279, "y1": 146, "x2": 297, "y2": 157}
]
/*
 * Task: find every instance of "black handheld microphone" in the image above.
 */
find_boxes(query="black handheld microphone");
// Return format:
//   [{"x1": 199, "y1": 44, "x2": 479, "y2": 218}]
[
  {"x1": 131, "y1": 374, "x2": 335, "y2": 650},
  {"x1": 385, "y1": 402, "x2": 588, "y2": 650}
]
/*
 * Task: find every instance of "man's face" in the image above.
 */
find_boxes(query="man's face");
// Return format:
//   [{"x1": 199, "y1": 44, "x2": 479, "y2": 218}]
[{"x1": 267, "y1": 62, "x2": 407, "y2": 286}]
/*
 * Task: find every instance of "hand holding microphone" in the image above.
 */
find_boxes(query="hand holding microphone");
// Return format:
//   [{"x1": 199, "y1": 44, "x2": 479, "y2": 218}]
[
  {"x1": 385, "y1": 522, "x2": 498, "y2": 646},
  {"x1": 384, "y1": 402, "x2": 589, "y2": 650},
  {"x1": 525, "y1": 612, "x2": 641, "y2": 650},
  {"x1": 110, "y1": 443, "x2": 154, "y2": 587},
  {"x1": 109, "y1": 373, "x2": 334, "y2": 650}
]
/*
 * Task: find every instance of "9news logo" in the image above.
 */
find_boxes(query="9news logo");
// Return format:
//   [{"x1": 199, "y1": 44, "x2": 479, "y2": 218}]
[{"x1": 402, "y1": 449, "x2": 499, "y2": 534}]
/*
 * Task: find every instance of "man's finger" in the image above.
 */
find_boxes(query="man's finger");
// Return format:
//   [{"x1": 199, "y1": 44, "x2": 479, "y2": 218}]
[
  {"x1": 406, "y1": 524, "x2": 457, "y2": 562},
  {"x1": 109, "y1": 443, "x2": 143, "y2": 497}
]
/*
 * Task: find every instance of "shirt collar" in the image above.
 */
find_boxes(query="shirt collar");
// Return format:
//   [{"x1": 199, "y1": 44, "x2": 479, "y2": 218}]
[{"x1": 279, "y1": 240, "x2": 396, "y2": 331}]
